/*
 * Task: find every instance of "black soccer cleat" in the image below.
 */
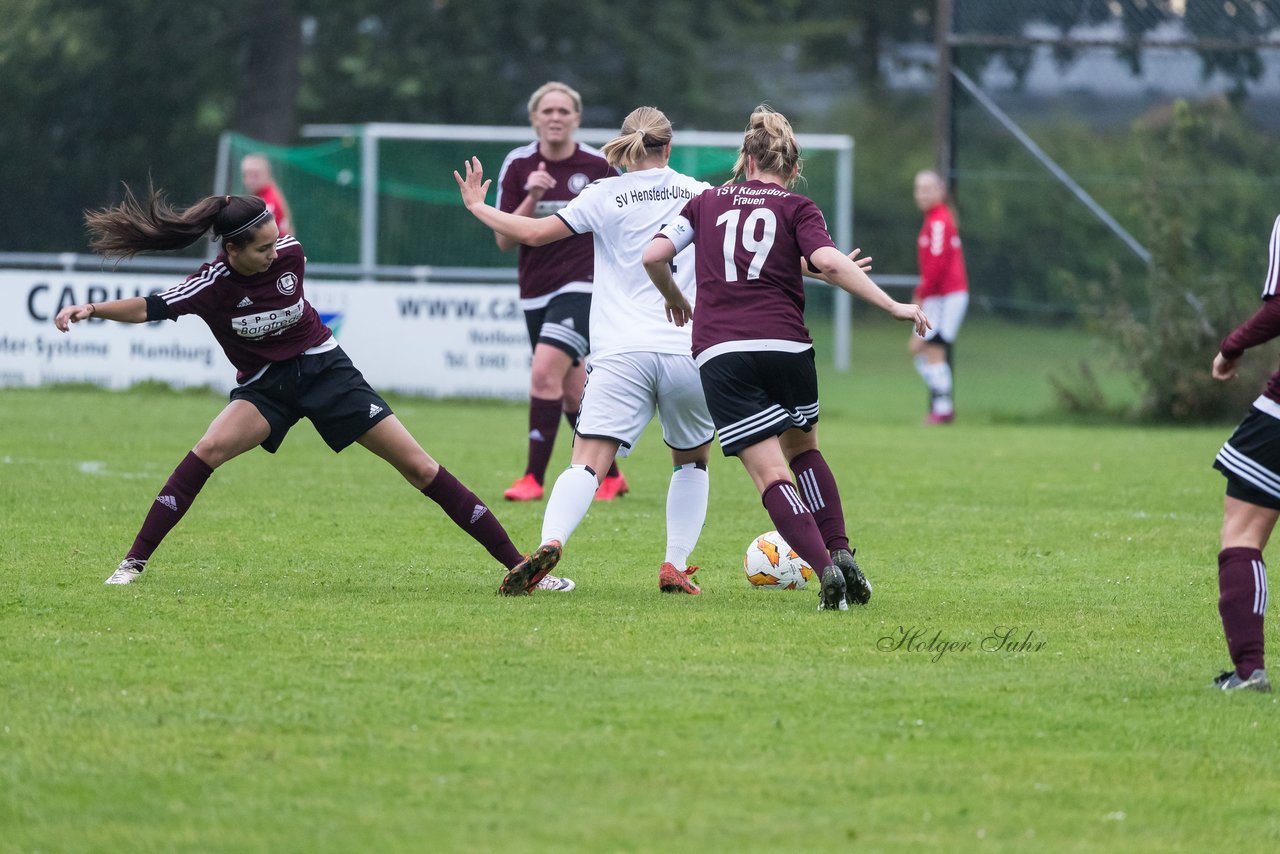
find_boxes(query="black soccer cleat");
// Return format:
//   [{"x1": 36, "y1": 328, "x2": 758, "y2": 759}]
[
  {"x1": 499, "y1": 541, "x2": 563, "y2": 596},
  {"x1": 817, "y1": 564, "x2": 848, "y2": 611},
  {"x1": 831, "y1": 548, "x2": 871, "y2": 605}
]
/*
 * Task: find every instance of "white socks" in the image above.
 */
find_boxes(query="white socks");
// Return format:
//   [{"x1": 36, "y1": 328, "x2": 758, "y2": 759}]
[
  {"x1": 665, "y1": 463, "x2": 709, "y2": 568},
  {"x1": 540, "y1": 464, "x2": 599, "y2": 547},
  {"x1": 916, "y1": 357, "x2": 954, "y2": 415},
  {"x1": 540, "y1": 461, "x2": 709, "y2": 568}
]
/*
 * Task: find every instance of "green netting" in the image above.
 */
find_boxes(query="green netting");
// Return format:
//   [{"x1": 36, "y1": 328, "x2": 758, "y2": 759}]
[{"x1": 226, "y1": 131, "x2": 843, "y2": 269}]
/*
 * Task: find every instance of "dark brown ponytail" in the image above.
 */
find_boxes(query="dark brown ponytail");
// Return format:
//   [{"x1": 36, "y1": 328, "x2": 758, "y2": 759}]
[{"x1": 85, "y1": 184, "x2": 269, "y2": 258}]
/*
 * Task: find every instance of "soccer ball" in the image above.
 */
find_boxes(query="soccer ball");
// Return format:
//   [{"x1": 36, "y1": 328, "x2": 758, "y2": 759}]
[{"x1": 743, "y1": 530, "x2": 816, "y2": 590}]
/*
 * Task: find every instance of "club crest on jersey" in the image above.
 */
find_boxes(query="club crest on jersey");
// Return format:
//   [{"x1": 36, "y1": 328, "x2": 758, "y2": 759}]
[
  {"x1": 568, "y1": 173, "x2": 590, "y2": 194},
  {"x1": 277, "y1": 272, "x2": 298, "y2": 295}
]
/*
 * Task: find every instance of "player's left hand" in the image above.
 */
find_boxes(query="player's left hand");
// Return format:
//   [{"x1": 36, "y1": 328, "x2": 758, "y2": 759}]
[
  {"x1": 453, "y1": 157, "x2": 492, "y2": 210},
  {"x1": 892, "y1": 302, "x2": 931, "y2": 338}
]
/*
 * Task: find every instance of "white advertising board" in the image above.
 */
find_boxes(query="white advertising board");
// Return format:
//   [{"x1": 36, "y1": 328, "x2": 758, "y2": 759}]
[{"x1": 0, "y1": 270, "x2": 532, "y2": 398}]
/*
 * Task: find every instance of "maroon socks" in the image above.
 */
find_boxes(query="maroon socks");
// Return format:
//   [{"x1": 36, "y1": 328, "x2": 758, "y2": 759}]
[
  {"x1": 127, "y1": 451, "x2": 214, "y2": 562},
  {"x1": 524, "y1": 396, "x2": 563, "y2": 484},
  {"x1": 423, "y1": 466, "x2": 524, "y2": 569},
  {"x1": 761, "y1": 479, "x2": 833, "y2": 574},
  {"x1": 1218, "y1": 547, "x2": 1268, "y2": 678},
  {"x1": 790, "y1": 449, "x2": 849, "y2": 553}
]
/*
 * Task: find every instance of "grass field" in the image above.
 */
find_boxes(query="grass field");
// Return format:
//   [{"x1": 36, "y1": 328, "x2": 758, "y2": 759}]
[{"x1": 3, "y1": 316, "x2": 1279, "y2": 852}]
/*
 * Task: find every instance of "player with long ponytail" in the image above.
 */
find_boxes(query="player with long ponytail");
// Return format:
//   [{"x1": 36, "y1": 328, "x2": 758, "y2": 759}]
[{"x1": 58, "y1": 184, "x2": 537, "y2": 588}]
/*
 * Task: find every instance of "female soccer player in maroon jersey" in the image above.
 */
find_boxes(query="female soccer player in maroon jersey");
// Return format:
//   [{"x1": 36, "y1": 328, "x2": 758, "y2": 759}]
[
  {"x1": 492, "y1": 81, "x2": 627, "y2": 505},
  {"x1": 1207, "y1": 214, "x2": 1280, "y2": 692},
  {"x1": 643, "y1": 106, "x2": 930, "y2": 611},
  {"x1": 55, "y1": 187, "x2": 540, "y2": 589}
]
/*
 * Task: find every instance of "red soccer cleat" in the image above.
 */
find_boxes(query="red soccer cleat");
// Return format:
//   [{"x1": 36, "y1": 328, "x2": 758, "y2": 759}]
[
  {"x1": 924, "y1": 411, "x2": 954, "y2": 425},
  {"x1": 503, "y1": 473, "x2": 544, "y2": 501},
  {"x1": 658, "y1": 562, "x2": 701, "y2": 595},
  {"x1": 594, "y1": 471, "x2": 629, "y2": 501}
]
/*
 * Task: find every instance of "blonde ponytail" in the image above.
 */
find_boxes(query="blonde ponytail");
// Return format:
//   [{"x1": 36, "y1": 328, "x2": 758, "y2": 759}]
[{"x1": 601, "y1": 106, "x2": 673, "y2": 170}]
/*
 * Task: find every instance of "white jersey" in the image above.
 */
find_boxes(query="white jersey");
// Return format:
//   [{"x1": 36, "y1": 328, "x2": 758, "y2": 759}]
[{"x1": 555, "y1": 166, "x2": 710, "y2": 359}]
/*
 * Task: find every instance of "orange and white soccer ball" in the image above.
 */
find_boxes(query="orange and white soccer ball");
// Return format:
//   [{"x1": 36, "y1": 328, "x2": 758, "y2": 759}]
[{"x1": 743, "y1": 530, "x2": 817, "y2": 589}]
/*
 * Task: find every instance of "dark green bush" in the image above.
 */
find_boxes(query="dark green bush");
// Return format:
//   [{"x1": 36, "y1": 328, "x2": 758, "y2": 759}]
[{"x1": 1055, "y1": 100, "x2": 1274, "y2": 422}]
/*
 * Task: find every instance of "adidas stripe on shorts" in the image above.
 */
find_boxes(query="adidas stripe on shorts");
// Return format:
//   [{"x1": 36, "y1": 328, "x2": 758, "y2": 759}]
[
  {"x1": 698, "y1": 348, "x2": 819, "y2": 457},
  {"x1": 230, "y1": 346, "x2": 392, "y2": 454},
  {"x1": 1214, "y1": 397, "x2": 1280, "y2": 510},
  {"x1": 524, "y1": 292, "x2": 591, "y2": 365}
]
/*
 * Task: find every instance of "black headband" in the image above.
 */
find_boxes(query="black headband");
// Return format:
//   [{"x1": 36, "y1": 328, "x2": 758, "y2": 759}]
[{"x1": 216, "y1": 207, "x2": 271, "y2": 241}]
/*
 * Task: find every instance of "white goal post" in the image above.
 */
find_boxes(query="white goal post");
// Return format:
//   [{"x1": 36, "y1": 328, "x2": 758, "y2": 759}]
[{"x1": 227, "y1": 123, "x2": 857, "y2": 370}]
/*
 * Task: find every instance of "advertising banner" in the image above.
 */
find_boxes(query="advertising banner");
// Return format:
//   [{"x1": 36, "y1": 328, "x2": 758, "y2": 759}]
[{"x1": 0, "y1": 271, "x2": 532, "y2": 398}]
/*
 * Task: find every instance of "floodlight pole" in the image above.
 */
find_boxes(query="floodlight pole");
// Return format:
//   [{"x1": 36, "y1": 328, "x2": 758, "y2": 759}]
[{"x1": 935, "y1": 0, "x2": 956, "y2": 187}]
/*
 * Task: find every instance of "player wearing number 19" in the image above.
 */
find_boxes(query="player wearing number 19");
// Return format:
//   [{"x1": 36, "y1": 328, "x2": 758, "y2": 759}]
[
  {"x1": 643, "y1": 106, "x2": 930, "y2": 611},
  {"x1": 55, "y1": 187, "x2": 529, "y2": 586},
  {"x1": 456, "y1": 106, "x2": 715, "y2": 595}
]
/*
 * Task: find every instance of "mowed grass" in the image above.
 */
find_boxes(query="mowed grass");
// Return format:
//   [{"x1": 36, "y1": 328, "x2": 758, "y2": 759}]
[{"x1": 2, "y1": 316, "x2": 1279, "y2": 852}]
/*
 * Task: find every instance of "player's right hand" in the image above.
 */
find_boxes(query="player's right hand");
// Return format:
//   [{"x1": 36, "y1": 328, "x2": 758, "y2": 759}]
[
  {"x1": 453, "y1": 157, "x2": 492, "y2": 210},
  {"x1": 664, "y1": 296, "x2": 693, "y2": 327},
  {"x1": 55, "y1": 304, "x2": 92, "y2": 332},
  {"x1": 524, "y1": 162, "x2": 556, "y2": 200}
]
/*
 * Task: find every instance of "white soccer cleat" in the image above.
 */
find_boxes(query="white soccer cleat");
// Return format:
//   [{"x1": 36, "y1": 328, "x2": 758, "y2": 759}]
[
  {"x1": 105, "y1": 558, "x2": 146, "y2": 585},
  {"x1": 535, "y1": 573, "x2": 576, "y2": 592}
]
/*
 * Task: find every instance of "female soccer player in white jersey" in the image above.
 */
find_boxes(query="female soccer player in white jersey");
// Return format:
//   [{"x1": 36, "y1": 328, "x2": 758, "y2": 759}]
[
  {"x1": 54, "y1": 187, "x2": 544, "y2": 588},
  {"x1": 644, "y1": 106, "x2": 930, "y2": 611},
  {"x1": 456, "y1": 106, "x2": 722, "y2": 595}
]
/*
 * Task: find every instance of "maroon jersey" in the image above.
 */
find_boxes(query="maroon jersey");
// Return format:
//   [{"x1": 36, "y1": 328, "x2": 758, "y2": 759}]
[
  {"x1": 495, "y1": 141, "x2": 616, "y2": 305},
  {"x1": 658, "y1": 180, "x2": 837, "y2": 362},
  {"x1": 154, "y1": 236, "x2": 333, "y2": 383},
  {"x1": 1220, "y1": 214, "x2": 1280, "y2": 406}
]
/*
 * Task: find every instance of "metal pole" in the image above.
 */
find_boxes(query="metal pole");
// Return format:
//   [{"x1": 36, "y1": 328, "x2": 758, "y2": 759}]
[
  {"x1": 360, "y1": 126, "x2": 379, "y2": 278},
  {"x1": 935, "y1": 0, "x2": 955, "y2": 180},
  {"x1": 832, "y1": 140, "x2": 854, "y2": 372},
  {"x1": 209, "y1": 132, "x2": 232, "y2": 261}
]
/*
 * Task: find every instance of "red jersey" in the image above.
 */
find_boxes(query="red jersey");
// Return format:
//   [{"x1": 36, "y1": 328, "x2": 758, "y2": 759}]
[
  {"x1": 916, "y1": 203, "x2": 968, "y2": 300},
  {"x1": 154, "y1": 236, "x2": 332, "y2": 383},
  {"x1": 495, "y1": 142, "x2": 616, "y2": 306},
  {"x1": 659, "y1": 181, "x2": 837, "y2": 363},
  {"x1": 1221, "y1": 215, "x2": 1280, "y2": 405},
  {"x1": 256, "y1": 183, "x2": 292, "y2": 236}
]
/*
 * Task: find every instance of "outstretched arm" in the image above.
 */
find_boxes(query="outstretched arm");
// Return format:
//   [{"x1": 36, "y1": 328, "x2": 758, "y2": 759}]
[
  {"x1": 454, "y1": 157, "x2": 572, "y2": 248},
  {"x1": 642, "y1": 237, "x2": 692, "y2": 327},
  {"x1": 810, "y1": 245, "x2": 930, "y2": 337},
  {"x1": 803, "y1": 247, "x2": 871, "y2": 283},
  {"x1": 55, "y1": 297, "x2": 148, "y2": 332}
]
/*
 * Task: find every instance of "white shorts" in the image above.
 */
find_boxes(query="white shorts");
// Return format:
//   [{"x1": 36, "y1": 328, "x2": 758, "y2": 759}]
[
  {"x1": 575, "y1": 352, "x2": 715, "y2": 458},
  {"x1": 921, "y1": 291, "x2": 969, "y2": 344}
]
